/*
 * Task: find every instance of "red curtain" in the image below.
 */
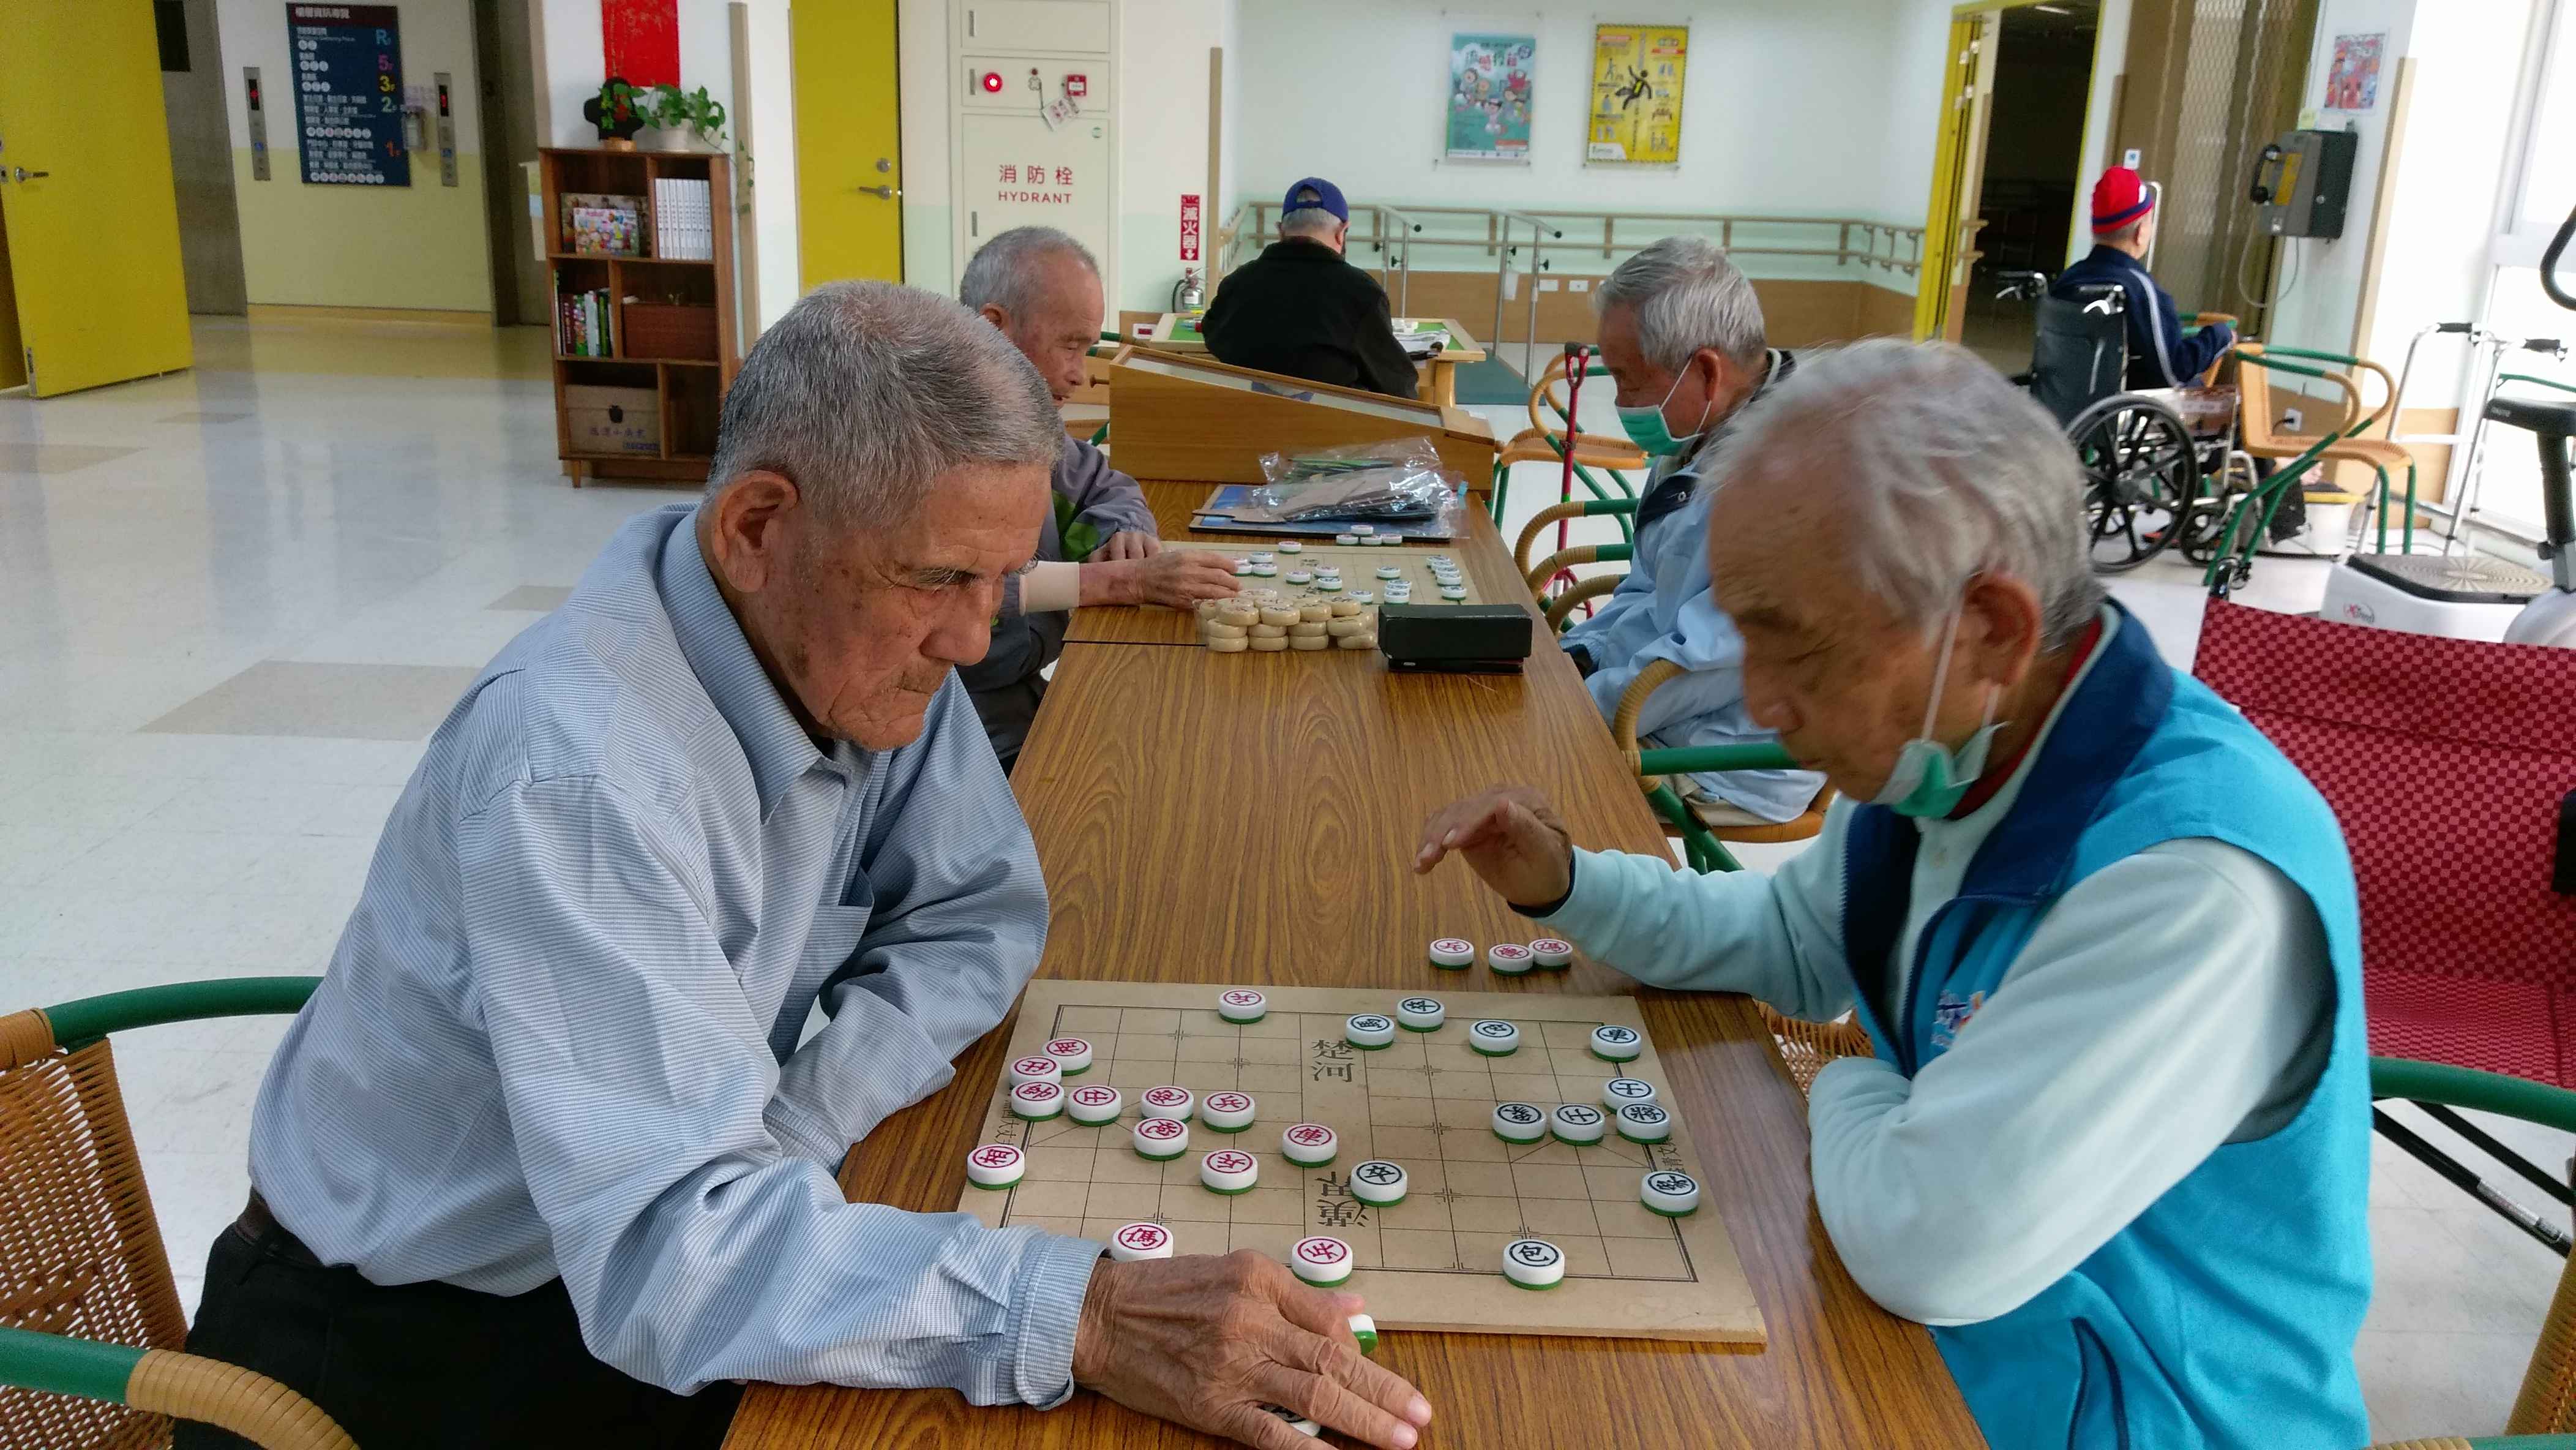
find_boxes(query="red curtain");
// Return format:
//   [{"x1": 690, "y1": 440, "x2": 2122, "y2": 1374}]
[{"x1": 601, "y1": 0, "x2": 679, "y2": 88}]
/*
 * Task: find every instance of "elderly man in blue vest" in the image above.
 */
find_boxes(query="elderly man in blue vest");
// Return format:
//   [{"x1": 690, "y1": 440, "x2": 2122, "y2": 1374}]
[{"x1": 1418, "y1": 340, "x2": 2369, "y2": 1448}]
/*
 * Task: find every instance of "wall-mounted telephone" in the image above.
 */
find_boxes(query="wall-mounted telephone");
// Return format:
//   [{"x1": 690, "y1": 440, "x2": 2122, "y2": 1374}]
[{"x1": 2248, "y1": 129, "x2": 2357, "y2": 239}]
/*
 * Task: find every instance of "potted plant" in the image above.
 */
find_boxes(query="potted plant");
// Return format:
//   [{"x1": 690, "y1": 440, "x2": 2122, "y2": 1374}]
[
  {"x1": 640, "y1": 85, "x2": 729, "y2": 152},
  {"x1": 582, "y1": 76, "x2": 646, "y2": 150}
]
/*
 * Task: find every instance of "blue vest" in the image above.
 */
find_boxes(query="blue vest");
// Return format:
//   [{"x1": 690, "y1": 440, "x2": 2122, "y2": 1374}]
[{"x1": 1838, "y1": 606, "x2": 2371, "y2": 1450}]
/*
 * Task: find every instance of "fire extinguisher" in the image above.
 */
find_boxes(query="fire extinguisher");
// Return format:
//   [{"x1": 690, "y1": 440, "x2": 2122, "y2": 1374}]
[{"x1": 1172, "y1": 269, "x2": 1205, "y2": 310}]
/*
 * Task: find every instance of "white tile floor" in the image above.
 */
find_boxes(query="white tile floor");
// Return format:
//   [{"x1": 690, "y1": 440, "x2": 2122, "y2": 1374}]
[{"x1": 3, "y1": 318, "x2": 2565, "y2": 1443}]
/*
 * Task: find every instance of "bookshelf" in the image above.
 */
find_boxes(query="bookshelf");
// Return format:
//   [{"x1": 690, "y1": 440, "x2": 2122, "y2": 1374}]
[{"x1": 539, "y1": 147, "x2": 741, "y2": 486}]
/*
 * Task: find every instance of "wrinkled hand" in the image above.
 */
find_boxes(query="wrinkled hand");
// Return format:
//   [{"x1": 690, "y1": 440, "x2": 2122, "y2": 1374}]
[
  {"x1": 1413, "y1": 786, "x2": 1576, "y2": 909},
  {"x1": 1091, "y1": 530, "x2": 1161, "y2": 562},
  {"x1": 1073, "y1": 1250, "x2": 1432, "y2": 1449},
  {"x1": 1097, "y1": 549, "x2": 1241, "y2": 609}
]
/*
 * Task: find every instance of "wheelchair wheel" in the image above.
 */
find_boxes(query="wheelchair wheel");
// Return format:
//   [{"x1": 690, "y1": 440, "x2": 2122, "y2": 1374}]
[
  {"x1": 2067, "y1": 395, "x2": 2194, "y2": 573},
  {"x1": 2177, "y1": 454, "x2": 2258, "y2": 567}
]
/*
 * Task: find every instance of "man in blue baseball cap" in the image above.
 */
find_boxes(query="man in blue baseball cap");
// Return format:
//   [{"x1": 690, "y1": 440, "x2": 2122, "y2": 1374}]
[{"x1": 1200, "y1": 177, "x2": 1421, "y2": 399}]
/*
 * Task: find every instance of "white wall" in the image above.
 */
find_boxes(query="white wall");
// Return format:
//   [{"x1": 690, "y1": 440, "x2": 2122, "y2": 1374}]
[
  {"x1": 2263, "y1": 0, "x2": 2413, "y2": 357},
  {"x1": 537, "y1": 0, "x2": 801, "y2": 331},
  {"x1": 1234, "y1": 1, "x2": 1941, "y2": 227},
  {"x1": 2263, "y1": 0, "x2": 2540, "y2": 415},
  {"x1": 1115, "y1": 0, "x2": 1226, "y2": 312},
  {"x1": 2070, "y1": 0, "x2": 2131, "y2": 267},
  {"x1": 2349, "y1": 0, "x2": 2537, "y2": 402},
  {"x1": 215, "y1": 0, "x2": 495, "y2": 310}
]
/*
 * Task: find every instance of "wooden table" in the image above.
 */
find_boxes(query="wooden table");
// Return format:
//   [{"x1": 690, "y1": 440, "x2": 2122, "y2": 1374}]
[
  {"x1": 1065, "y1": 484, "x2": 1523, "y2": 648},
  {"x1": 721, "y1": 486, "x2": 1980, "y2": 1449},
  {"x1": 1145, "y1": 314, "x2": 1491, "y2": 407}
]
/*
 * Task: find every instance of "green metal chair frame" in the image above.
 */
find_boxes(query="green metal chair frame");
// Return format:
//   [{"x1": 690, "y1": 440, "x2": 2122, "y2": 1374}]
[
  {"x1": 1, "y1": 977, "x2": 353, "y2": 1449},
  {"x1": 2367, "y1": 1060, "x2": 2576, "y2": 1443},
  {"x1": 1635, "y1": 741, "x2": 1799, "y2": 874},
  {"x1": 2204, "y1": 348, "x2": 2371, "y2": 595},
  {"x1": 2255, "y1": 342, "x2": 2421, "y2": 554}
]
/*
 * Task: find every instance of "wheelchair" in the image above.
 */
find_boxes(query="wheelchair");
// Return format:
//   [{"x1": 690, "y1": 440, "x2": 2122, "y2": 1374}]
[{"x1": 1998, "y1": 272, "x2": 2252, "y2": 574}]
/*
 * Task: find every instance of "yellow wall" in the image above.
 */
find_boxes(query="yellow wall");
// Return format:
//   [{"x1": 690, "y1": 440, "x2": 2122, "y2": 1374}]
[
  {"x1": 229, "y1": 150, "x2": 494, "y2": 313},
  {"x1": 214, "y1": 0, "x2": 494, "y2": 314}
]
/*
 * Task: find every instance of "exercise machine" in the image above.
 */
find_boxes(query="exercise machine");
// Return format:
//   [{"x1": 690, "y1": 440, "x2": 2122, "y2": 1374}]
[{"x1": 2312, "y1": 201, "x2": 2576, "y2": 645}]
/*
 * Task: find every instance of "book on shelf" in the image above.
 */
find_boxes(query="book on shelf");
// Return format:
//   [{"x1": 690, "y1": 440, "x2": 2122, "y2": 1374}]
[
  {"x1": 651, "y1": 177, "x2": 715, "y2": 261},
  {"x1": 561, "y1": 192, "x2": 645, "y2": 255},
  {"x1": 556, "y1": 288, "x2": 617, "y2": 357}
]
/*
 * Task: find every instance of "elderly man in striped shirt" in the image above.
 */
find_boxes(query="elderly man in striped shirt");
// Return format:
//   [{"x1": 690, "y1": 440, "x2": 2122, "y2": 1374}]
[{"x1": 182, "y1": 282, "x2": 1431, "y2": 1450}]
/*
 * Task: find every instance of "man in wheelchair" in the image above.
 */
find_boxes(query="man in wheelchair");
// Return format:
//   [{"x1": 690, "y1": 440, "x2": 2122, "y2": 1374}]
[
  {"x1": 1558, "y1": 236, "x2": 1822, "y2": 825},
  {"x1": 2050, "y1": 166, "x2": 2234, "y2": 391}
]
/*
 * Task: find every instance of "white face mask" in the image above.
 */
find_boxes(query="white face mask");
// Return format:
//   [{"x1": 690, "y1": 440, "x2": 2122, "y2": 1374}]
[{"x1": 1870, "y1": 604, "x2": 2006, "y2": 819}]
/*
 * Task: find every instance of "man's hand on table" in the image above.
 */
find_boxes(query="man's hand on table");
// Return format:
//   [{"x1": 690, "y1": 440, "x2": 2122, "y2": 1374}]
[
  {"x1": 1091, "y1": 530, "x2": 1161, "y2": 562},
  {"x1": 1081, "y1": 547, "x2": 1243, "y2": 609},
  {"x1": 1073, "y1": 1250, "x2": 1432, "y2": 1449},
  {"x1": 1414, "y1": 786, "x2": 1576, "y2": 911}
]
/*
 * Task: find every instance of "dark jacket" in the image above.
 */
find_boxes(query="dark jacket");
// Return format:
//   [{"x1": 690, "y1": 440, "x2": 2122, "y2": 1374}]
[
  {"x1": 1199, "y1": 239, "x2": 1421, "y2": 400},
  {"x1": 960, "y1": 432, "x2": 1154, "y2": 765},
  {"x1": 2050, "y1": 245, "x2": 2234, "y2": 389}
]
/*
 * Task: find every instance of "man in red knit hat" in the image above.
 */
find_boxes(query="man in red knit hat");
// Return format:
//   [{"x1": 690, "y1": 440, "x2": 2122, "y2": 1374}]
[{"x1": 2048, "y1": 167, "x2": 2234, "y2": 388}]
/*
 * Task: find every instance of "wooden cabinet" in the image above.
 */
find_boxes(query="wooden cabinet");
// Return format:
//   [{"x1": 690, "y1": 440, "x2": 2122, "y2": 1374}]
[{"x1": 537, "y1": 147, "x2": 741, "y2": 486}]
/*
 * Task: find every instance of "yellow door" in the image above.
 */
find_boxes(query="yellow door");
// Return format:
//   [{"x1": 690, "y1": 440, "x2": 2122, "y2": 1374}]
[
  {"x1": 795, "y1": 0, "x2": 904, "y2": 286},
  {"x1": 0, "y1": 0, "x2": 191, "y2": 396},
  {"x1": 1914, "y1": 15, "x2": 1994, "y2": 342}
]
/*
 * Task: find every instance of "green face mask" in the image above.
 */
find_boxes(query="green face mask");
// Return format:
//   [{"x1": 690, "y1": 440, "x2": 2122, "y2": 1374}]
[{"x1": 1614, "y1": 366, "x2": 1714, "y2": 457}]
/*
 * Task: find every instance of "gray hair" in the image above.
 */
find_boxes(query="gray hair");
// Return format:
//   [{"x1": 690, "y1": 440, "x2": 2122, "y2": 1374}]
[
  {"x1": 1595, "y1": 236, "x2": 1767, "y2": 372},
  {"x1": 958, "y1": 225, "x2": 1099, "y2": 319},
  {"x1": 1705, "y1": 339, "x2": 2105, "y2": 648},
  {"x1": 1279, "y1": 208, "x2": 1341, "y2": 238},
  {"x1": 705, "y1": 280, "x2": 1060, "y2": 532}
]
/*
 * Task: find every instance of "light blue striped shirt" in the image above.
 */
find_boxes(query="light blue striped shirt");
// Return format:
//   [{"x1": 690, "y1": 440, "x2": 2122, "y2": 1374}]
[{"x1": 247, "y1": 503, "x2": 1101, "y2": 1403}]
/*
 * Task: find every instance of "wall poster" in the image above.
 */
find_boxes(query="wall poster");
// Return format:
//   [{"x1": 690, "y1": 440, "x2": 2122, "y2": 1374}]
[
  {"x1": 2323, "y1": 32, "x2": 2384, "y2": 112},
  {"x1": 1447, "y1": 33, "x2": 1535, "y2": 163},
  {"x1": 1587, "y1": 23, "x2": 1687, "y2": 165},
  {"x1": 286, "y1": 3, "x2": 409, "y2": 187}
]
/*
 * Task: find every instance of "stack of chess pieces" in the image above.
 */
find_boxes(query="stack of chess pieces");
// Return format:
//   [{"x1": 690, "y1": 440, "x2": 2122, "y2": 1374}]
[{"x1": 1197, "y1": 558, "x2": 1379, "y2": 655}]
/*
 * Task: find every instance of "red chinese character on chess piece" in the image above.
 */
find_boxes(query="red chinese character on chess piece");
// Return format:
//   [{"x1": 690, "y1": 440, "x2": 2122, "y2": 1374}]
[
  {"x1": 1054, "y1": 165, "x2": 1074, "y2": 186},
  {"x1": 1000, "y1": 165, "x2": 1018, "y2": 184}
]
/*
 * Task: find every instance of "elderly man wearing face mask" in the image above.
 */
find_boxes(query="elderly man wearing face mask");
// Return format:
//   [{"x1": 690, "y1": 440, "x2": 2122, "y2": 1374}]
[
  {"x1": 1555, "y1": 235, "x2": 1819, "y2": 825},
  {"x1": 1418, "y1": 340, "x2": 2370, "y2": 1450}
]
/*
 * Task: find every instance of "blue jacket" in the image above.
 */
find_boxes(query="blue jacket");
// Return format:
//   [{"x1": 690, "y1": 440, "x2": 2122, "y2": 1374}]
[
  {"x1": 2051, "y1": 246, "x2": 2234, "y2": 389},
  {"x1": 1557, "y1": 478, "x2": 1822, "y2": 822},
  {"x1": 1839, "y1": 607, "x2": 2371, "y2": 1449}
]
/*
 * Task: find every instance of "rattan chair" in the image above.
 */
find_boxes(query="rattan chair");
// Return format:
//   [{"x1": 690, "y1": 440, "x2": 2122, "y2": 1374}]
[
  {"x1": 1513, "y1": 497, "x2": 1638, "y2": 630},
  {"x1": 1610, "y1": 661, "x2": 1832, "y2": 874},
  {"x1": 0, "y1": 977, "x2": 353, "y2": 1449}
]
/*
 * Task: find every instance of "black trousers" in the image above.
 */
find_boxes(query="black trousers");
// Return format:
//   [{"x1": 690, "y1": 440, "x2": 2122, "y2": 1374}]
[{"x1": 178, "y1": 1207, "x2": 741, "y2": 1450}]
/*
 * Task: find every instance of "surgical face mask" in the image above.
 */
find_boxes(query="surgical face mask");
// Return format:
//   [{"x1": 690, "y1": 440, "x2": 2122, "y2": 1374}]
[
  {"x1": 1872, "y1": 606, "x2": 2008, "y2": 819},
  {"x1": 1615, "y1": 364, "x2": 1714, "y2": 457}
]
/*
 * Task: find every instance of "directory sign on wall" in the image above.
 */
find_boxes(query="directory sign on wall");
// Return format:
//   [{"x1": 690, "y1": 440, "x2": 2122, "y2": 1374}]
[
  {"x1": 287, "y1": 3, "x2": 411, "y2": 187},
  {"x1": 1587, "y1": 24, "x2": 1688, "y2": 165}
]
